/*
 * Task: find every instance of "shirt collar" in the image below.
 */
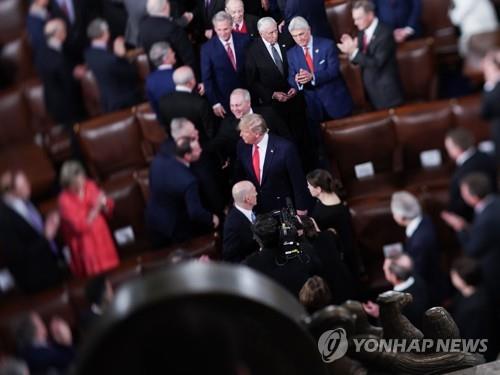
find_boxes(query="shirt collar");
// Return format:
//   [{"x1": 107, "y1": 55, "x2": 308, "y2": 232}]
[
  {"x1": 158, "y1": 64, "x2": 173, "y2": 70},
  {"x1": 235, "y1": 204, "x2": 254, "y2": 223},
  {"x1": 456, "y1": 147, "x2": 476, "y2": 166},
  {"x1": 219, "y1": 35, "x2": 234, "y2": 46},
  {"x1": 175, "y1": 84, "x2": 192, "y2": 93},
  {"x1": 475, "y1": 195, "x2": 495, "y2": 215},
  {"x1": 47, "y1": 39, "x2": 63, "y2": 51},
  {"x1": 91, "y1": 40, "x2": 108, "y2": 49},
  {"x1": 364, "y1": 17, "x2": 379, "y2": 40},
  {"x1": 256, "y1": 132, "x2": 269, "y2": 149},
  {"x1": 303, "y1": 36, "x2": 314, "y2": 54},
  {"x1": 394, "y1": 276, "x2": 415, "y2": 292},
  {"x1": 405, "y1": 216, "x2": 422, "y2": 238},
  {"x1": 29, "y1": 6, "x2": 48, "y2": 19}
]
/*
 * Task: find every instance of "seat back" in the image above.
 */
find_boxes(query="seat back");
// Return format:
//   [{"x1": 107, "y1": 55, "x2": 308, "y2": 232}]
[
  {"x1": 339, "y1": 54, "x2": 370, "y2": 112},
  {"x1": 134, "y1": 102, "x2": 167, "y2": 162},
  {"x1": 392, "y1": 101, "x2": 452, "y2": 171},
  {"x1": 325, "y1": 0, "x2": 355, "y2": 42},
  {"x1": 79, "y1": 68, "x2": 103, "y2": 117},
  {"x1": 0, "y1": 36, "x2": 35, "y2": 85},
  {"x1": 323, "y1": 111, "x2": 397, "y2": 184},
  {"x1": 420, "y1": 0, "x2": 458, "y2": 56},
  {"x1": 0, "y1": 87, "x2": 33, "y2": 147},
  {"x1": 0, "y1": 0, "x2": 25, "y2": 44},
  {"x1": 397, "y1": 38, "x2": 437, "y2": 102},
  {"x1": 77, "y1": 109, "x2": 146, "y2": 181},
  {"x1": 23, "y1": 78, "x2": 56, "y2": 133}
]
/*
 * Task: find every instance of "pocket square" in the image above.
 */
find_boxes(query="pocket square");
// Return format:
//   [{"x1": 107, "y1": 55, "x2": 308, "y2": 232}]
[{"x1": 319, "y1": 59, "x2": 326, "y2": 64}]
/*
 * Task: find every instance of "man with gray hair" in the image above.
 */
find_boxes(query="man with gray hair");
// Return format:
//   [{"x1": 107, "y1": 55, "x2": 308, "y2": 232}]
[
  {"x1": 84, "y1": 18, "x2": 141, "y2": 112},
  {"x1": 225, "y1": 0, "x2": 258, "y2": 37},
  {"x1": 37, "y1": 18, "x2": 85, "y2": 127},
  {"x1": 145, "y1": 42, "x2": 176, "y2": 118},
  {"x1": 201, "y1": 11, "x2": 251, "y2": 118},
  {"x1": 246, "y1": 16, "x2": 310, "y2": 164},
  {"x1": 223, "y1": 180, "x2": 259, "y2": 262},
  {"x1": 159, "y1": 66, "x2": 215, "y2": 143},
  {"x1": 212, "y1": 88, "x2": 290, "y2": 164},
  {"x1": 236, "y1": 113, "x2": 309, "y2": 213},
  {"x1": 138, "y1": 0, "x2": 196, "y2": 71},
  {"x1": 391, "y1": 191, "x2": 443, "y2": 304}
]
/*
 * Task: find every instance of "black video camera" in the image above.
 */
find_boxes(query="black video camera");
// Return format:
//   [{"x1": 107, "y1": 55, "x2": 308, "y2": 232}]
[{"x1": 271, "y1": 198, "x2": 302, "y2": 261}]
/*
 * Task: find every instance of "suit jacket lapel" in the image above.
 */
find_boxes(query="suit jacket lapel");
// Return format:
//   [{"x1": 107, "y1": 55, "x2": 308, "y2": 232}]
[{"x1": 258, "y1": 38, "x2": 283, "y2": 76}]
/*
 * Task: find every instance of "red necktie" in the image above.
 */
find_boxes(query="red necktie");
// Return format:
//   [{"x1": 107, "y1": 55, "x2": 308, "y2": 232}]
[
  {"x1": 234, "y1": 23, "x2": 240, "y2": 32},
  {"x1": 304, "y1": 47, "x2": 314, "y2": 73},
  {"x1": 252, "y1": 145, "x2": 260, "y2": 184},
  {"x1": 362, "y1": 32, "x2": 369, "y2": 53},
  {"x1": 226, "y1": 42, "x2": 237, "y2": 71}
]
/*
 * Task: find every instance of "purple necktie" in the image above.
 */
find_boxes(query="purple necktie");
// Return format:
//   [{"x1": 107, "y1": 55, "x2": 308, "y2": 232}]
[{"x1": 26, "y1": 202, "x2": 59, "y2": 255}]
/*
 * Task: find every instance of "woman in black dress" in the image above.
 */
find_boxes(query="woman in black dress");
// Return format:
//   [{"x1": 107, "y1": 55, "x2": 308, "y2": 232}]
[{"x1": 306, "y1": 169, "x2": 361, "y2": 279}]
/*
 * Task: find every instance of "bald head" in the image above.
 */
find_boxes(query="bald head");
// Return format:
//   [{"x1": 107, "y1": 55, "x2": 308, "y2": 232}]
[
  {"x1": 232, "y1": 181, "x2": 257, "y2": 208},
  {"x1": 44, "y1": 18, "x2": 66, "y2": 42},
  {"x1": 173, "y1": 66, "x2": 196, "y2": 88}
]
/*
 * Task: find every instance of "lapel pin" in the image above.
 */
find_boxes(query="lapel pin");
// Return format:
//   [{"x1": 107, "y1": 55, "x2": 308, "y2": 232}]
[
  {"x1": 270, "y1": 149, "x2": 274, "y2": 153},
  {"x1": 315, "y1": 49, "x2": 319, "y2": 53}
]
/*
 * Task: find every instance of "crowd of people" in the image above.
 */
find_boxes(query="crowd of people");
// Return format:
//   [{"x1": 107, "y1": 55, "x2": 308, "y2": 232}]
[{"x1": 1, "y1": 0, "x2": 500, "y2": 373}]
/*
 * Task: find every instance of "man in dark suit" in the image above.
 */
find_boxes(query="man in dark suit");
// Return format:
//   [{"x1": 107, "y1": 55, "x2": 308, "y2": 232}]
[
  {"x1": 38, "y1": 19, "x2": 85, "y2": 127},
  {"x1": 146, "y1": 41, "x2": 176, "y2": 119},
  {"x1": 27, "y1": 0, "x2": 50, "y2": 64},
  {"x1": 194, "y1": 0, "x2": 225, "y2": 39},
  {"x1": 235, "y1": 113, "x2": 310, "y2": 214},
  {"x1": 278, "y1": 0, "x2": 333, "y2": 40},
  {"x1": 481, "y1": 50, "x2": 500, "y2": 165},
  {"x1": 210, "y1": 88, "x2": 291, "y2": 163},
  {"x1": 442, "y1": 173, "x2": 500, "y2": 310},
  {"x1": 246, "y1": 17, "x2": 311, "y2": 166},
  {"x1": 444, "y1": 127, "x2": 498, "y2": 222},
  {"x1": 391, "y1": 191, "x2": 444, "y2": 305},
  {"x1": 84, "y1": 18, "x2": 142, "y2": 113},
  {"x1": 225, "y1": 0, "x2": 259, "y2": 38},
  {"x1": 223, "y1": 180, "x2": 259, "y2": 262},
  {"x1": 287, "y1": 17, "x2": 353, "y2": 123},
  {"x1": 146, "y1": 137, "x2": 220, "y2": 247},
  {"x1": 363, "y1": 254, "x2": 429, "y2": 330},
  {"x1": 201, "y1": 11, "x2": 251, "y2": 118},
  {"x1": 0, "y1": 171, "x2": 63, "y2": 294},
  {"x1": 337, "y1": 0, "x2": 404, "y2": 110},
  {"x1": 374, "y1": 0, "x2": 421, "y2": 42},
  {"x1": 159, "y1": 66, "x2": 216, "y2": 144},
  {"x1": 138, "y1": 0, "x2": 197, "y2": 71}
]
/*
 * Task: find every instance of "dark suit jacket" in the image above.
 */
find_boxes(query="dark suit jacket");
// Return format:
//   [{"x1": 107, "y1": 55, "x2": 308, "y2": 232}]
[
  {"x1": 158, "y1": 90, "x2": 215, "y2": 143},
  {"x1": 246, "y1": 37, "x2": 292, "y2": 105},
  {"x1": 287, "y1": 36, "x2": 353, "y2": 121},
  {"x1": 138, "y1": 16, "x2": 197, "y2": 71},
  {"x1": 201, "y1": 32, "x2": 251, "y2": 110},
  {"x1": 449, "y1": 150, "x2": 498, "y2": 222},
  {"x1": 457, "y1": 196, "x2": 500, "y2": 299},
  {"x1": 0, "y1": 201, "x2": 63, "y2": 294},
  {"x1": 398, "y1": 275, "x2": 429, "y2": 330},
  {"x1": 235, "y1": 133, "x2": 310, "y2": 213},
  {"x1": 481, "y1": 82, "x2": 500, "y2": 163},
  {"x1": 281, "y1": 0, "x2": 333, "y2": 39},
  {"x1": 243, "y1": 0, "x2": 265, "y2": 16},
  {"x1": 242, "y1": 14, "x2": 259, "y2": 38},
  {"x1": 222, "y1": 206, "x2": 258, "y2": 262},
  {"x1": 146, "y1": 68, "x2": 175, "y2": 119},
  {"x1": 374, "y1": 0, "x2": 422, "y2": 36},
  {"x1": 195, "y1": 0, "x2": 225, "y2": 31},
  {"x1": 84, "y1": 46, "x2": 141, "y2": 113},
  {"x1": 146, "y1": 151, "x2": 213, "y2": 243},
  {"x1": 405, "y1": 215, "x2": 444, "y2": 304},
  {"x1": 452, "y1": 288, "x2": 493, "y2": 341},
  {"x1": 210, "y1": 106, "x2": 291, "y2": 161},
  {"x1": 37, "y1": 46, "x2": 84, "y2": 125},
  {"x1": 26, "y1": 13, "x2": 47, "y2": 64},
  {"x1": 352, "y1": 21, "x2": 404, "y2": 110}
]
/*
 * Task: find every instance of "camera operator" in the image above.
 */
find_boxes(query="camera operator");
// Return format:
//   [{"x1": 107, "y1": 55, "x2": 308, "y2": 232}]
[{"x1": 243, "y1": 214, "x2": 322, "y2": 297}]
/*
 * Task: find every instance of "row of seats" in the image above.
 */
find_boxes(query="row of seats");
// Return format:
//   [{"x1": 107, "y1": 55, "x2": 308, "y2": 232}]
[
  {"x1": 0, "y1": 233, "x2": 220, "y2": 357},
  {"x1": 322, "y1": 94, "x2": 492, "y2": 200}
]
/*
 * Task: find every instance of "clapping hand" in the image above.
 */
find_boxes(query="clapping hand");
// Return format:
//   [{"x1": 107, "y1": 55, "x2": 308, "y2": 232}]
[{"x1": 337, "y1": 34, "x2": 357, "y2": 55}]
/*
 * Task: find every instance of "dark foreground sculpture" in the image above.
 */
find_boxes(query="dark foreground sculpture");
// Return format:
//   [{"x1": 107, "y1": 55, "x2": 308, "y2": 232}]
[{"x1": 74, "y1": 263, "x2": 485, "y2": 375}]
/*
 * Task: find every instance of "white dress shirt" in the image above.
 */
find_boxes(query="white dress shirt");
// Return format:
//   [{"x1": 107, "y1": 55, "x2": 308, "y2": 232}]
[
  {"x1": 254, "y1": 132, "x2": 269, "y2": 183},
  {"x1": 175, "y1": 84, "x2": 192, "y2": 93},
  {"x1": 235, "y1": 204, "x2": 255, "y2": 223},
  {"x1": 262, "y1": 38, "x2": 283, "y2": 62},
  {"x1": 405, "y1": 216, "x2": 423, "y2": 238},
  {"x1": 394, "y1": 276, "x2": 415, "y2": 292}
]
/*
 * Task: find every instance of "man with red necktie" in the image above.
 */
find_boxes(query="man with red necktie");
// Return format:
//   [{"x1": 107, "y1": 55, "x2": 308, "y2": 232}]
[
  {"x1": 225, "y1": 0, "x2": 259, "y2": 38},
  {"x1": 201, "y1": 11, "x2": 251, "y2": 118},
  {"x1": 235, "y1": 113, "x2": 310, "y2": 214}
]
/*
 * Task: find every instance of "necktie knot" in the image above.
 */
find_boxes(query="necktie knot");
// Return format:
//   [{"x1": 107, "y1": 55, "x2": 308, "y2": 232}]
[{"x1": 304, "y1": 46, "x2": 314, "y2": 73}]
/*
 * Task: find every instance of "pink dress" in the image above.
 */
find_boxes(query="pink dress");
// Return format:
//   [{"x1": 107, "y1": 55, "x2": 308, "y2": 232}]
[{"x1": 58, "y1": 179, "x2": 119, "y2": 277}]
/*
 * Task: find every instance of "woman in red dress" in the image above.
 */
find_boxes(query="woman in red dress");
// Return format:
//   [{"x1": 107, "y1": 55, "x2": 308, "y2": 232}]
[{"x1": 58, "y1": 161, "x2": 119, "y2": 277}]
